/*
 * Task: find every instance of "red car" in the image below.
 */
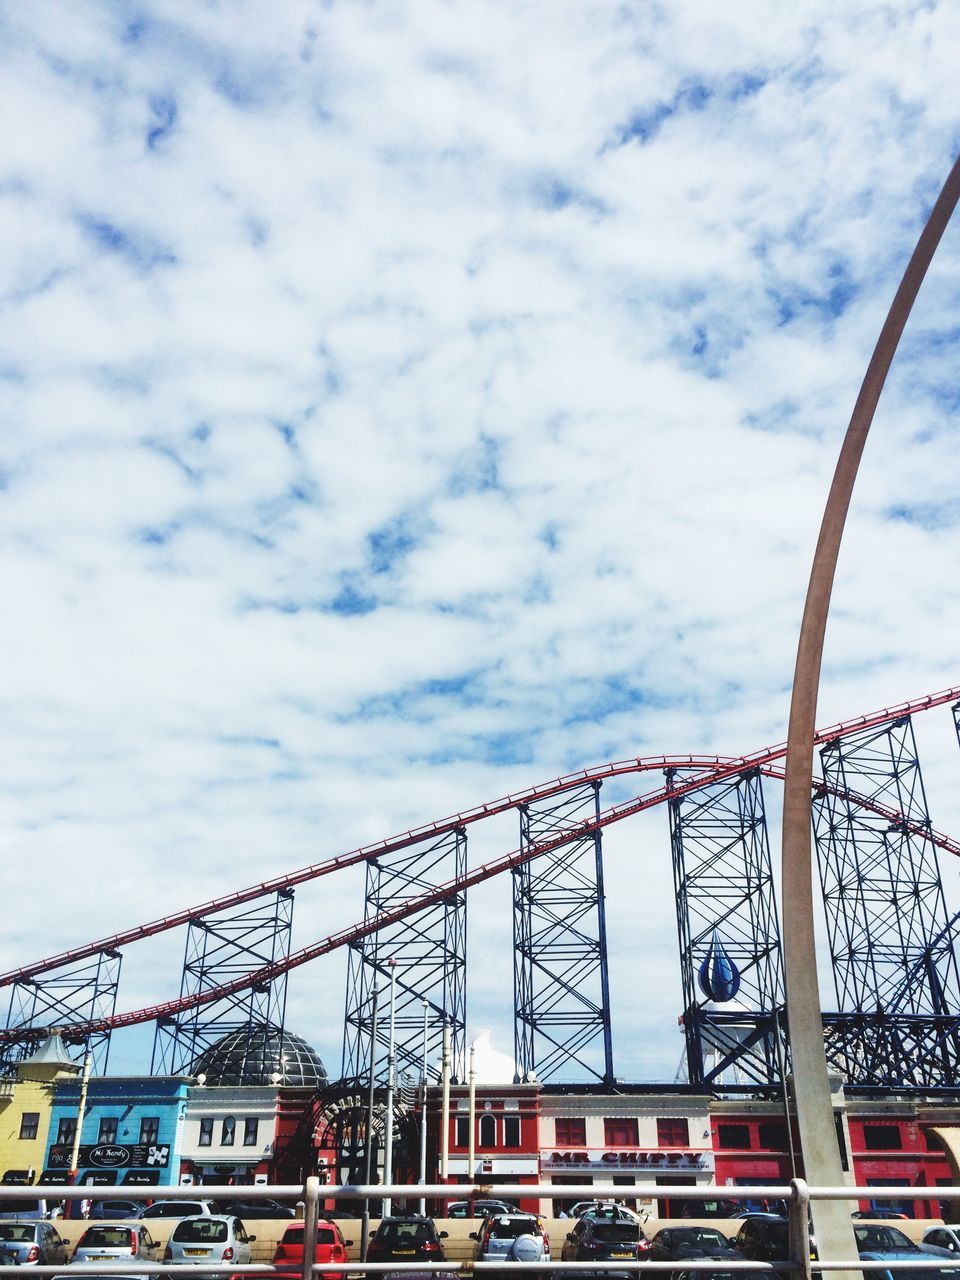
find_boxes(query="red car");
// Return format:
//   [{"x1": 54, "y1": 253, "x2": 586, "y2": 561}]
[{"x1": 272, "y1": 1219, "x2": 353, "y2": 1280}]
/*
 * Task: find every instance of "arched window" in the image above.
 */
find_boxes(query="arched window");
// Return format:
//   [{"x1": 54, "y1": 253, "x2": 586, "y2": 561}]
[
  {"x1": 222, "y1": 1116, "x2": 236, "y2": 1146},
  {"x1": 478, "y1": 1114, "x2": 496, "y2": 1147}
]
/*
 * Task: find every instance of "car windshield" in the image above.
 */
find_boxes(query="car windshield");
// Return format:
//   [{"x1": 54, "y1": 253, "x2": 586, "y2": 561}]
[
  {"x1": 0, "y1": 1226, "x2": 34, "y2": 1242},
  {"x1": 664, "y1": 1229, "x2": 727, "y2": 1247},
  {"x1": 173, "y1": 1221, "x2": 228, "y2": 1244},
  {"x1": 487, "y1": 1219, "x2": 540, "y2": 1240},
  {"x1": 590, "y1": 1223, "x2": 639, "y2": 1243},
  {"x1": 81, "y1": 1228, "x2": 135, "y2": 1247},
  {"x1": 856, "y1": 1227, "x2": 915, "y2": 1252},
  {"x1": 377, "y1": 1222, "x2": 434, "y2": 1244}
]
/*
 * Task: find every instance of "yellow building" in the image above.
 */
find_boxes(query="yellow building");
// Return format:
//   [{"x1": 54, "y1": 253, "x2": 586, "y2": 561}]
[{"x1": 0, "y1": 1035, "x2": 79, "y2": 1184}]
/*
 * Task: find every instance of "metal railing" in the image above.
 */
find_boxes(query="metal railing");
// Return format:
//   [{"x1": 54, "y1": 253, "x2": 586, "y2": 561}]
[{"x1": 1, "y1": 1180, "x2": 959, "y2": 1280}]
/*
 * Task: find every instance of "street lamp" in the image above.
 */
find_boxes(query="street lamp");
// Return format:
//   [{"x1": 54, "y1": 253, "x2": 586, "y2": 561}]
[
  {"x1": 382, "y1": 958, "x2": 398, "y2": 1217},
  {"x1": 418, "y1": 999, "x2": 429, "y2": 1215}
]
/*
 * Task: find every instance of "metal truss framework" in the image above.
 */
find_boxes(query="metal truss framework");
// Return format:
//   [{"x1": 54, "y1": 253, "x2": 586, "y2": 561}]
[
  {"x1": 151, "y1": 890, "x2": 293, "y2": 1078},
  {"x1": 342, "y1": 828, "x2": 467, "y2": 1085},
  {"x1": 1, "y1": 951, "x2": 121, "y2": 1077},
  {"x1": 669, "y1": 767, "x2": 786, "y2": 1088},
  {"x1": 813, "y1": 716, "x2": 960, "y2": 1087},
  {"x1": 513, "y1": 781, "x2": 614, "y2": 1085}
]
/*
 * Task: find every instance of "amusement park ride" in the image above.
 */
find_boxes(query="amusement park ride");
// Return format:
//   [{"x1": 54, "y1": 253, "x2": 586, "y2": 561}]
[{"x1": 2, "y1": 686, "x2": 960, "y2": 1100}]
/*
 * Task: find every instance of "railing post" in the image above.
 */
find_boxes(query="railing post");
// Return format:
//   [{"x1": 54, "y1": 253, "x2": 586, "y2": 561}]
[
  {"x1": 790, "y1": 1177, "x2": 813, "y2": 1280},
  {"x1": 302, "y1": 1175, "x2": 320, "y2": 1280}
]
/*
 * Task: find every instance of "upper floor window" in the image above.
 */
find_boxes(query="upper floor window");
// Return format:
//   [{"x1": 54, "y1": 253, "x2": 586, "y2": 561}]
[
  {"x1": 140, "y1": 1117, "x2": 160, "y2": 1145},
  {"x1": 98, "y1": 1117, "x2": 118, "y2": 1144},
  {"x1": 455, "y1": 1116, "x2": 469, "y2": 1147},
  {"x1": 478, "y1": 1114, "x2": 496, "y2": 1147},
  {"x1": 222, "y1": 1117, "x2": 236, "y2": 1146},
  {"x1": 604, "y1": 1118, "x2": 639, "y2": 1146},
  {"x1": 18, "y1": 1114, "x2": 39, "y2": 1141},
  {"x1": 863, "y1": 1124, "x2": 902, "y2": 1151},
  {"x1": 717, "y1": 1123, "x2": 751, "y2": 1150},
  {"x1": 243, "y1": 1118, "x2": 259, "y2": 1147},
  {"x1": 657, "y1": 1118, "x2": 689, "y2": 1147},
  {"x1": 503, "y1": 1115, "x2": 521, "y2": 1148},
  {"x1": 198, "y1": 1118, "x2": 213, "y2": 1147},
  {"x1": 758, "y1": 1121, "x2": 789, "y2": 1150},
  {"x1": 555, "y1": 1117, "x2": 586, "y2": 1145},
  {"x1": 56, "y1": 1118, "x2": 76, "y2": 1145}
]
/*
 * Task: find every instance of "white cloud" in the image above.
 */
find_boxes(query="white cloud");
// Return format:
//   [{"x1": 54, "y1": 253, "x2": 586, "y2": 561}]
[{"x1": 0, "y1": 0, "x2": 958, "y2": 1086}]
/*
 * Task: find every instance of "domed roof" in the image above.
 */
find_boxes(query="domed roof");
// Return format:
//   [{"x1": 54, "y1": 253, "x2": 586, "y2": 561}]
[{"x1": 191, "y1": 1026, "x2": 328, "y2": 1088}]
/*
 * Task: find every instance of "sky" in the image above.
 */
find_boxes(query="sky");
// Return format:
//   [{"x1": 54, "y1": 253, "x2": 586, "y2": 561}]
[{"x1": 2, "y1": 0, "x2": 960, "y2": 1087}]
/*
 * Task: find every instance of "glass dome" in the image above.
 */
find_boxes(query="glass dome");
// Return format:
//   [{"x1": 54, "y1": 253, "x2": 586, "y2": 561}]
[{"x1": 191, "y1": 1025, "x2": 328, "y2": 1088}]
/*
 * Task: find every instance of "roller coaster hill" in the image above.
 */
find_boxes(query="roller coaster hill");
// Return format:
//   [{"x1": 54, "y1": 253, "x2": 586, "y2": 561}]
[{"x1": 4, "y1": 686, "x2": 960, "y2": 1136}]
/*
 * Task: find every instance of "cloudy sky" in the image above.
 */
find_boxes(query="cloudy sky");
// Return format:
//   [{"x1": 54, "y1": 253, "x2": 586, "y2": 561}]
[{"x1": 2, "y1": 1, "x2": 960, "y2": 1085}]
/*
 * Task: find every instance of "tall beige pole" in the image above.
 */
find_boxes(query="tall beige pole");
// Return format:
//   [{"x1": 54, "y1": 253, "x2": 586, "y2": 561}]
[
  {"x1": 782, "y1": 150, "x2": 960, "y2": 1270},
  {"x1": 467, "y1": 1043, "x2": 477, "y2": 1192},
  {"x1": 440, "y1": 1022, "x2": 451, "y2": 1182},
  {"x1": 67, "y1": 1048, "x2": 92, "y2": 1220}
]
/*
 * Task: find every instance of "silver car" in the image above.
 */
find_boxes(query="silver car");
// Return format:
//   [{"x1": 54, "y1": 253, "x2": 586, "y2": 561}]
[
  {"x1": 73, "y1": 1223, "x2": 161, "y2": 1266},
  {"x1": 163, "y1": 1215, "x2": 255, "y2": 1276},
  {"x1": 472, "y1": 1214, "x2": 551, "y2": 1266},
  {"x1": 0, "y1": 1220, "x2": 69, "y2": 1266}
]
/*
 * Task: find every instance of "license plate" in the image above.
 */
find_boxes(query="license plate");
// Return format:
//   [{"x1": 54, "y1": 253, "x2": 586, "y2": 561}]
[
  {"x1": 184, "y1": 1249, "x2": 208, "y2": 1257},
  {"x1": 611, "y1": 1252, "x2": 632, "y2": 1258},
  {"x1": 395, "y1": 1250, "x2": 415, "y2": 1256}
]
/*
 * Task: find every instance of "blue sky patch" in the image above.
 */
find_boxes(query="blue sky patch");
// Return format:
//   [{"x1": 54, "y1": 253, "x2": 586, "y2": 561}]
[{"x1": 77, "y1": 213, "x2": 177, "y2": 272}]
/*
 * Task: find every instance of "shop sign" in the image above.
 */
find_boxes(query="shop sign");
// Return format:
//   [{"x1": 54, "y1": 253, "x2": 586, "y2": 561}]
[
  {"x1": 545, "y1": 1149, "x2": 713, "y2": 1172},
  {"x1": 48, "y1": 1143, "x2": 170, "y2": 1170}
]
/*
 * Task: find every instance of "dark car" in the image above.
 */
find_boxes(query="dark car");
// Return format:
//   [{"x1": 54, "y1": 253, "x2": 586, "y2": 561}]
[
  {"x1": 447, "y1": 1199, "x2": 518, "y2": 1219},
  {"x1": 649, "y1": 1226, "x2": 740, "y2": 1266},
  {"x1": 733, "y1": 1216, "x2": 794, "y2": 1267},
  {"x1": 367, "y1": 1215, "x2": 448, "y2": 1267},
  {"x1": 856, "y1": 1224, "x2": 959, "y2": 1280},
  {"x1": 89, "y1": 1200, "x2": 149, "y2": 1221},
  {"x1": 221, "y1": 1199, "x2": 295, "y2": 1220},
  {"x1": 561, "y1": 1215, "x2": 651, "y2": 1275}
]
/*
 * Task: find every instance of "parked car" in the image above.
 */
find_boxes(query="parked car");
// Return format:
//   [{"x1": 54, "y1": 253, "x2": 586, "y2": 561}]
[
  {"x1": 648, "y1": 1226, "x2": 740, "y2": 1266},
  {"x1": 89, "y1": 1200, "x2": 149, "y2": 1221},
  {"x1": 853, "y1": 1210, "x2": 909, "y2": 1221},
  {"x1": 922, "y1": 1227, "x2": 960, "y2": 1255},
  {"x1": 221, "y1": 1198, "x2": 295, "y2": 1220},
  {"x1": 856, "y1": 1223, "x2": 959, "y2": 1280},
  {"x1": 272, "y1": 1219, "x2": 352, "y2": 1279},
  {"x1": 72, "y1": 1224, "x2": 161, "y2": 1266},
  {"x1": 0, "y1": 1198, "x2": 60, "y2": 1221},
  {"x1": 0, "y1": 1220, "x2": 69, "y2": 1266},
  {"x1": 471, "y1": 1213, "x2": 551, "y2": 1267},
  {"x1": 561, "y1": 1214, "x2": 651, "y2": 1275},
  {"x1": 142, "y1": 1200, "x2": 214, "y2": 1220},
  {"x1": 676, "y1": 1271, "x2": 773, "y2": 1280},
  {"x1": 570, "y1": 1202, "x2": 641, "y2": 1223},
  {"x1": 163, "y1": 1215, "x2": 255, "y2": 1275},
  {"x1": 366, "y1": 1214, "x2": 448, "y2": 1266},
  {"x1": 733, "y1": 1216, "x2": 804, "y2": 1271},
  {"x1": 448, "y1": 1199, "x2": 518, "y2": 1219}
]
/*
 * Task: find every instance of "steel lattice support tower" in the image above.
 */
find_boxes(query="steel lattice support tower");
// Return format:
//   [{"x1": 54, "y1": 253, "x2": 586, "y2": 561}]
[
  {"x1": 954, "y1": 699, "x2": 960, "y2": 750},
  {"x1": 668, "y1": 767, "x2": 786, "y2": 1087},
  {"x1": 151, "y1": 890, "x2": 293, "y2": 1077},
  {"x1": 1, "y1": 950, "x2": 122, "y2": 1076},
  {"x1": 813, "y1": 716, "x2": 960, "y2": 1087},
  {"x1": 513, "y1": 781, "x2": 614, "y2": 1085},
  {"x1": 342, "y1": 827, "x2": 467, "y2": 1084}
]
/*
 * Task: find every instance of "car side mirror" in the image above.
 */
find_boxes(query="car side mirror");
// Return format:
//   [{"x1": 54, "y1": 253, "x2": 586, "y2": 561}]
[
  {"x1": 345, "y1": 1240, "x2": 354, "y2": 1247},
  {"x1": 567, "y1": 1233, "x2": 575, "y2": 1242},
  {"x1": 248, "y1": 1236, "x2": 256, "y2": 1243},
  {"x1": 469, "y1": 1233, "x2": 478, "y2": 1241},
  {"x1": 439, "y1": 1231, "x2": 448, "y2": 1239},
  {"x1": 369, "y1": 1231, "x2": 375, "y2": 1238}
]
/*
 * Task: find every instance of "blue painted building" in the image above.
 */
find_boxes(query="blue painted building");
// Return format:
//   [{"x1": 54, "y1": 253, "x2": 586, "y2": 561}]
[{"x1": 43, "y1": 1076, "x2": 191, "y2": 1190}]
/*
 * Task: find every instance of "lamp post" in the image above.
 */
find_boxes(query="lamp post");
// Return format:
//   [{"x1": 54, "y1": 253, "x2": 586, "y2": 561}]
[
  {"x1": 467, "y1": 1043, "x2": 476, "y2": 1210},
  {"x1": 382, "y1": 958, "x2": 398, "y2": 1217},
  {"x1": 418, "y1": 999, "x2": 429, "y2": 1216},
  {"x1": 360, "y1": 986, "x2": 379, "y2": 1262},
  {"x1": 440, "y1": 1020, "x2": 451, "y2": 1194},
  {"x1": 66, "y1": 1048, "x2": 92, "y2": 1221}
]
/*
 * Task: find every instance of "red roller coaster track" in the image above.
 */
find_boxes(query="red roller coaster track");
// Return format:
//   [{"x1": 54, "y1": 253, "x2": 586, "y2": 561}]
[{"x1": 2, "y1": 685, "x2": 958, "y2": 1043}]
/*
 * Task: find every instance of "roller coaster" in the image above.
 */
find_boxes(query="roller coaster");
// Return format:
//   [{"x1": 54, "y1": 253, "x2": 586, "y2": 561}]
[{"x1": 4, "y1": 685, "x2": 960, "y2": 1095}]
